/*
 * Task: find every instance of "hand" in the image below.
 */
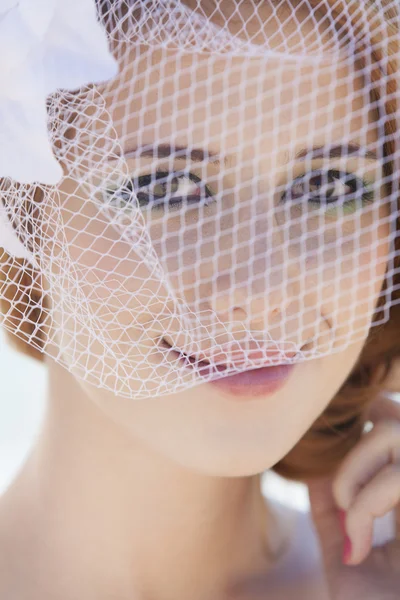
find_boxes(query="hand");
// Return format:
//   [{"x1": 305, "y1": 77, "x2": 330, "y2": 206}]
[{"x1": 307, "y1": 394, "x2": 400, "y2": 599}]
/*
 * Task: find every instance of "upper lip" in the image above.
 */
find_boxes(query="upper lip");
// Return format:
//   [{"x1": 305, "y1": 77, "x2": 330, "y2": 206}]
[{"x1": 162, "y1": 338, "x2": 300, "y2": 367}]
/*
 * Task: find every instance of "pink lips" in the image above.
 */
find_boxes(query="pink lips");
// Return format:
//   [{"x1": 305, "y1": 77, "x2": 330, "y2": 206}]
[
  {"x1": 208, "y1": 363, "x2": 296, "y2": 398},
  {"x1": 162, "y1": 338, "x2": 297, "y2": 398}
]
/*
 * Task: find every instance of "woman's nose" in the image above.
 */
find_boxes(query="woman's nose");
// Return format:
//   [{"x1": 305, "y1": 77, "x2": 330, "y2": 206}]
[
  {"x1": 208, "y1": 269, "x2": 297, "y2": 326},
  {"x1": 205, "y1": 230, "x2": 299, "y2": 328}
]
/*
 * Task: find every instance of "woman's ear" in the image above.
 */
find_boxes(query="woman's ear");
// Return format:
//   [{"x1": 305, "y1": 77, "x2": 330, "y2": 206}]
[{"x1": 0, "y1": 253, "x2": 48, "y2": 362}]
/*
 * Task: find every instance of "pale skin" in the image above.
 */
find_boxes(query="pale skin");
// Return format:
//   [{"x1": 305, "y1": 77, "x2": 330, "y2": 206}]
[{"x1": 0, "y1": 1, "x2": 398, "y2": 599}]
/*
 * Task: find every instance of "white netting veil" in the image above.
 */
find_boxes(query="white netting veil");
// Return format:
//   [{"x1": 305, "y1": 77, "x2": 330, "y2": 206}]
[{"x1": 0, "y1": 0, "x2": 399, "y2": 399}]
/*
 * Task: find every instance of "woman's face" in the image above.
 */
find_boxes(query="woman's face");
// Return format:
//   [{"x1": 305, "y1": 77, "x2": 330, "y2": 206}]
[{"x1": 43, "y1": 1, "x2": 391, "y2": 475}]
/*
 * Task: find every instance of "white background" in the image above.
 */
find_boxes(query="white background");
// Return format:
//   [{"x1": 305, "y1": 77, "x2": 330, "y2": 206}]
[{"x1": 0, "y1": 329, "x2": 47, "y2": 494}]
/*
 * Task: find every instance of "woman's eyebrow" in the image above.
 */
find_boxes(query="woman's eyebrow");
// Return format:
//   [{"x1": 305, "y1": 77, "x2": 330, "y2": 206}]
[
  {"x1": 294, "y1": 143, "x2": 379, "y2": 162},
  {"x1": 115, "y1": 142, "x2": 379, "y2": 166},
  {"x1": 116, "y1": 144, "x2": 226, "y2": 166}
]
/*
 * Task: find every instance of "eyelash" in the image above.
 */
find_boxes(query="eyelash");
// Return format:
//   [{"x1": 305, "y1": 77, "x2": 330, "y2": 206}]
[
  {"x1": 106, "y1": 171, "x2": 215, "y2": 212},
  {"x1": 281, "y1": 169, "x2": 375, "y2": 215},
  {"x1": 104, "y1": 169, "x2": 375, "y2": 215}
]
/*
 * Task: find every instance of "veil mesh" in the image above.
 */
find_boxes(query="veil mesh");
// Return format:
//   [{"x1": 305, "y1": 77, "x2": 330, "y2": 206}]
[{"x1": 0, "y1": 0, "x2": 399, "y2": 399}]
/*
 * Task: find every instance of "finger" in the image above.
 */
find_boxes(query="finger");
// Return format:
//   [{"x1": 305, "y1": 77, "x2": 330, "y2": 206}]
[
  {"x1": 333, "y1": 420, "x2": 400, "y2": 510},
  {"x1": 344, "y1": 463, "x2": 400, "y2": 565},
  {"x1": 367, "y1": 394, "x2": 400, "y2": 424},
  {"x1": 307, "y1": 477, "x2": 344, "y2": 573}
]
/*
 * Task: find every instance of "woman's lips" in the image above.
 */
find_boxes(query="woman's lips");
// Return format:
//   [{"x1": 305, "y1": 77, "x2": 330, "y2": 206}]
[
  {"x1": 161, "y1": 338, "x2": 297, "y2": 398},
  {"x1": 161, "y1": 338, "x2": 298, "y2": 365},
  {"x1": 208, "y1": 363, "x2": 296, "y2": 398}
]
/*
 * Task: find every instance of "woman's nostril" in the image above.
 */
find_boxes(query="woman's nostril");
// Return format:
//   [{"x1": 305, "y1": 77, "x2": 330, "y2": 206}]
[{"x1": 160, "y1": 338, "x2": 211, "y2": 365}]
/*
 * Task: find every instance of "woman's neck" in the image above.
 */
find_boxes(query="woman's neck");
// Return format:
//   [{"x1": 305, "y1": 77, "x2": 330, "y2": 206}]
[{"x1": 0, "y1": 361, "x2": 289, "y2": 600}]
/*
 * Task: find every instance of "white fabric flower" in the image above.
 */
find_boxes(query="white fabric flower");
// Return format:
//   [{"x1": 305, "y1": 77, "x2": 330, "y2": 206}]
[
  {"x1": 0, "y1": 0, "x2": 118, "y2": 184},
  {"x1": 0, "y1": 0, "x2": 118, "y2": 261}
]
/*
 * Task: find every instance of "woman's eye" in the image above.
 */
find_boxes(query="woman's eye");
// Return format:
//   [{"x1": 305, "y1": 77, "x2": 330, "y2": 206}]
[
  {"x1": 281, "y1": 169, "x2": 375, "y2": 215},
  {"x1": 106, "y1": 170, "x2": 214, "y2": 212}
]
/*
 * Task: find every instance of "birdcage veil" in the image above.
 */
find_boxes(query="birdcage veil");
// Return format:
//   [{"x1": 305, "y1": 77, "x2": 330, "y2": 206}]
[{"x1": 0, "y1": 0, "x2": 399, "y2": 399}]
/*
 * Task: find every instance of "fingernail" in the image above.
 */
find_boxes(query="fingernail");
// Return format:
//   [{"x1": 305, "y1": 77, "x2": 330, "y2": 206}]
[{"x1": 342, "y1": 535, "x2": 353, "y2": 565}]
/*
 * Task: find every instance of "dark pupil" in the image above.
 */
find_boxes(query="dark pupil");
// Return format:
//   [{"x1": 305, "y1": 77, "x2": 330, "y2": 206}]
[
  {"x1": 291, "y1": 172, "x2": 334, "y2": 199},
  {"x1": 136, "y1": 173, "x2": 183, "y2": 206},
  {"x1": 290, "y1": 170, "x2": 356, "y2": 203},
  {"x1": 311, "y1": 174, "x2": 331, "y2": 195},
  {"x1": 151, "y1": 177, "x2": 179, "y2": 198},
  {"x1": 112, "y1": 173, "x2": 179, "y2": 206}
]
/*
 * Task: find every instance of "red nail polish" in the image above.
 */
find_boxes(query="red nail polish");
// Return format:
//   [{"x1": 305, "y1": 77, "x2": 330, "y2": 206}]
[{"x1": 342, "y1": 535, "x2": 353, "y2": 565}]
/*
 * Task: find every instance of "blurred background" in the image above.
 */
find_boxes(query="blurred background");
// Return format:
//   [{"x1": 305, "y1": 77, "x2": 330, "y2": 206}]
[
  {"x1": 1, "y1": 327, "x2": 399, "y2": 510},
  {"x1": 0, "y1": 329, "x2": 47, "y2": 494}
]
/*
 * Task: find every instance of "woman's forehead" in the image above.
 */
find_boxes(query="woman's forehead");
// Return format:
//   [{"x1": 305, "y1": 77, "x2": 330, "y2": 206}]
[
  {"x1": 93, "y1": 0, "x2": 370, "y2": 161},
  {"x1": 104, "y1": 49, "x2": 376, "y2": 168},
  {"x1": 167, "y1": 0, "x2": 336, "y2": 50}
]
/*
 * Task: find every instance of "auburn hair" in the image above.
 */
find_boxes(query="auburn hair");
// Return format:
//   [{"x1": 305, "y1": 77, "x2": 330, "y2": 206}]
[{"x1": 0, "y1": 0, "x2": 399, "y2": 481}]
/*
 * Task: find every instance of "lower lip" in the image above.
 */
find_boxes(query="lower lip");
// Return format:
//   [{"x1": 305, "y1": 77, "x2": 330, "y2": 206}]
[
  {"x1": 164, "y1": 342, "x2": 296, "y2": 398},
  {"x1": 207, "y1": 363, "x2": 296, "y2": 398}
]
